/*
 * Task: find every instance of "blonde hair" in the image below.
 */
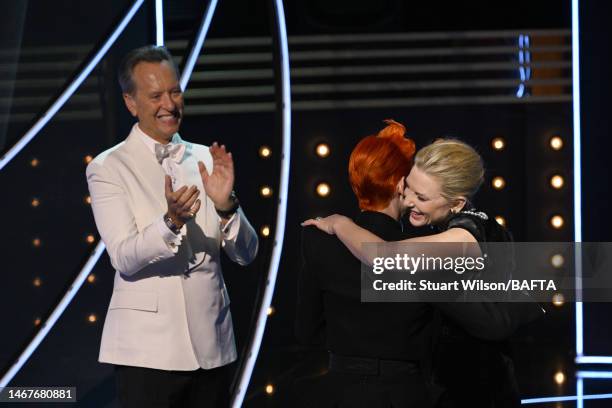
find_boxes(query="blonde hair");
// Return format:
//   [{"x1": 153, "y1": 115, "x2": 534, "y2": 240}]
[{"x1": 414, "y1": 139, "x2": 484, "y2": 203}]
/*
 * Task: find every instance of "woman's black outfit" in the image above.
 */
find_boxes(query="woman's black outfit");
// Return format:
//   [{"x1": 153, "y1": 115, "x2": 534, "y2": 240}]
[
  {"x1": 432, "y1": 209, "x2": 524, "y2": 408},
  {"x1": 295, "y1": 211, "x2": 538, "y2": 408},
  {"x1": 296, "y1": 211, "x2": 435, "y2": 407}
]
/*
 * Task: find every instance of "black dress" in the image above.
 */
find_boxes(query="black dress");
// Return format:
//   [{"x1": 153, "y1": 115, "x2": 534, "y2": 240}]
[{"x1": 432, "y1": 209, "x2": 522, "y2": 408}]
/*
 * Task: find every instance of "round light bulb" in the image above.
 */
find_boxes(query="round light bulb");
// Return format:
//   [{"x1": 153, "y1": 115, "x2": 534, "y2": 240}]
[
  {"x1": 551, "y1": 254, "x2": 565, "y2": 268},
  {"x1": 492, "y1": 177, "x2": 506, "y2": 190},
  {"x1": 34, "y1": 318, "x2": 42, "y2": 327},
  {"x1": 260, "y1": 186, "x2": 273, "y2": 197},
  {"x1": 550, "y1": 215, "x2": 564, "y2": 229},
  {"x1": 33, "y1": 277, "x2": 42, "y2": 287},
  {"x1": 554, "y1": 371, "x2": 565, "y2": 385},
  {"x1": 86, "y1": 234, "x2": 95, "y2": 244},
  {"x1": 265, "y1": 384, "x2": 274, "y2": 395},
  {"x1": 495, "y1": 216, "x2": 506, "y2": 227},
  {"x1": 259, "y1": 146, "x2": 271, "y2": 158},
  {"x1": 84, "y1": 155, "x2": 93, "y2": 164},
  {"x1": 491, "y1": 137, "x2": 505, "y2": 151},
  {"x1": 315, "y1": 143, "x2": 330, "y2": 158},
  {"x1": 267, "y1": 306, "x2": 275, "y2": 316},
  {"x1": 88, "y1": 314, "x2": 97, "y2": 323},
  {"x1": 550, "y1": 175, "x2": 564, "y2": 189},
  {"x1": 261, "y1": 225, "x2": 270, "y2": 237},
  {"x1": 32, "y1": 238, "x2": 41, "y2": 248},
  {"x1": 31, "y1": 198, "x2": 40, "y2": 208},
  {"x1": 87, "y1": 274, "x2": 96, "y2": 283},
  {"x1": 550, "y1": 136, "x2": 563, "y2": 151},
  {"x1": 30, "y1": 158, "x2": 39, "y2": 167},
  {"x1": 552, "y1": 293, "x2": 565, "y2": 307},
  {"x1": 85, "y1": 196, "x2": 92, "y2": 204},
  {"x1": 316, "y1": 182, "x2": 330, "y2": 197}
]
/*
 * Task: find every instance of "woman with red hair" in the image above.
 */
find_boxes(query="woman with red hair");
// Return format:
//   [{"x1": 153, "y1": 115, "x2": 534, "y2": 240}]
[
  {"x1": 295, "y1": 119, "x2": 435, "y2": 407},
  {"x1": 348, "y1": 119, "x2": 416, "y2": 214}
]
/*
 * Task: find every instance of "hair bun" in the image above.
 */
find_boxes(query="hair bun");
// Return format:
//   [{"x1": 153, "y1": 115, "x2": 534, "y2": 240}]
[
  {"x1": 377, "y1": 119, "x2": 416, "y2": 159},
  {"x1": 377, "y1": 119, "x2": 405, "y2": 139}
]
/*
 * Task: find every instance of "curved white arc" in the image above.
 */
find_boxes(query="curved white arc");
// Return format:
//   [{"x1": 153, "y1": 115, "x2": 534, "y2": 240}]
[
  {"x1": 230, "y1": 0, "x2": 291, "y2": 406},
  {"x1": 155, "y1": 0, "x2": 164, "y2": 46},
  {"x1": 0, "y1": 0, "x2": 145, "y2": 172},
  {"x1": 572, "y1": 0, "x2": 584, "y2": 359},
  {"x1": 0, "y1": 242, "x2": 107, "y2": 387},
  {"x1": 180, "y1": 0, "x2": 219, "y2": 91}
]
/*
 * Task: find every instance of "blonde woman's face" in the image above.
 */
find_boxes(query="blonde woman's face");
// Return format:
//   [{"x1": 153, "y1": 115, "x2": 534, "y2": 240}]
[{"x1": 401, "y1": 166, "x2": 455, "y2": 227}]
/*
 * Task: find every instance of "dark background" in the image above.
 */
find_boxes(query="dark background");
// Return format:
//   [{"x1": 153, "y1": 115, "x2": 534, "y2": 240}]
[{"x1": 0, "y1": 0, "x2": 610, "y2": 406}]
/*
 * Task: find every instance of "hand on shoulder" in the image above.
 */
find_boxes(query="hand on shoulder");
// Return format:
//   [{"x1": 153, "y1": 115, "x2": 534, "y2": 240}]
[{"x1": 301, "y1": 214, "x2": 350, "y2": 235}]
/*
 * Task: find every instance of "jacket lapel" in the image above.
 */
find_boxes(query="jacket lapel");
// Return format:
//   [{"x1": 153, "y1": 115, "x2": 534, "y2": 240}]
[
  {"x1": 175, "y1": 136, "x2": 212, "y2": 225},
  {"x1": 122, "y1": 127, "x2": 167, "y2": 211}
]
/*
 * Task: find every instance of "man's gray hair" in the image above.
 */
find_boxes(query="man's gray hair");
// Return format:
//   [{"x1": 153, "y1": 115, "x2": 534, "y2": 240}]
[{"x1": 118, "y1": 45, "x2": 179, "y2": 95}]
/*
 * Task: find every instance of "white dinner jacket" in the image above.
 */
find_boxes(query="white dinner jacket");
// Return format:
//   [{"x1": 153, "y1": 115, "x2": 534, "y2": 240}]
[{"x1": 86, "y1": 124, "x2": 258, "y2": 370}]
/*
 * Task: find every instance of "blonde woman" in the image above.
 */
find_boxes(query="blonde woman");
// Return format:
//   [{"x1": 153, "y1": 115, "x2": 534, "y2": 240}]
[{"x1": 303, "y1": 139, "x2": 538, "y2": 408}]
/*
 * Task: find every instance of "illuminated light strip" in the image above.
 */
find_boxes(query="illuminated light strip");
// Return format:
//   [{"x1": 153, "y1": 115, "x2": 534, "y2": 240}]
[
  {"x1": 578, "y1": 378, "x2": 584, "y2": 408},
  {"x1": 572, "y1": 0, "x2": 585, "y2": 361},
  {"x1": 525, "y1": 36, "x2": 531, "y2": 82},
  {"x1": 0, "y1": 0, "x2": 145, "y2": 172},
  {"x1": 229, "y1": 0, "x2": 290, "y2": 406},
  {"x1": 155, "y1": 0, "x2": 164, "y2": 46},
  {"x1": 577, "y1": 370, "x2": 612, "y2": 378},
  {"x1": 515, "y1": 34, "x2": 531, "y2": 99},
  {"x1": 576, "y1": 356, "x2": 612, "y2": 364},
  {"x1": 521, "y1": 392, "x2": 612, "y2": 404},
  {"x1": 516, "y1": 34, "x2": 526, "y2": 98},
  {"x1": 179, "y1": 0, "x2": 219, "y2": 91},
  {"x1": 0, "y1": 242, "x2": 106, "y2": 388}
]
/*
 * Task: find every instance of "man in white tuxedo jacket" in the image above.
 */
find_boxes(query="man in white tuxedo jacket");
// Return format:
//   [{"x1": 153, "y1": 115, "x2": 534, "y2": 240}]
[{"x1": 86, "y1": 45, "x2": 258, "y2": 407}]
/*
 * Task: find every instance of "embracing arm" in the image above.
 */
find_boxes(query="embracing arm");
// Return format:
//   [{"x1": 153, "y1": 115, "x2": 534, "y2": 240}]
[
  {"x1": 436, "y1": 301, "x2": 545, "y2": 341},
  {"x1": 302, "y1": 214, "x2": 475, "y2": 266}
]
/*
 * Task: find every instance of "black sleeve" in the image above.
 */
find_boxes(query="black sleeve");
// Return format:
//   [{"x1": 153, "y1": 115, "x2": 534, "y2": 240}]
[
  {"x1": 295, "y1": 227, "x2": 326, "y2": 345},
  {"x1": 447, "y1": 214, "x2": 485, "y2": 242},
  {"x1": 434, "y1": 302, "x2": 514, "y2": 340},
  {"x1": 435, "y1": 302, "x2": 537, "y2": 341}
]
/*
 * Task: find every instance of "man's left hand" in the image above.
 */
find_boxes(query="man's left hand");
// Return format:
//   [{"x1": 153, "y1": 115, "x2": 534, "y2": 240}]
[{"x1": 198, "y1": 142, "x2": 235, "y2": 210}]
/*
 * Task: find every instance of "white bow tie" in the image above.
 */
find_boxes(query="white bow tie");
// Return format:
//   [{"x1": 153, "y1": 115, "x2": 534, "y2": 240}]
[{"x1": 155, "y1": 143, "x2": 185, "y2": 164}]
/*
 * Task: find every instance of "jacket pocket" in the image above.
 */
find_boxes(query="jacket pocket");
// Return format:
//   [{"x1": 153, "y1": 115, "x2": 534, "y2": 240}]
[{"x1": 108, "y1": 290, "x2": 158, "y2": 312}]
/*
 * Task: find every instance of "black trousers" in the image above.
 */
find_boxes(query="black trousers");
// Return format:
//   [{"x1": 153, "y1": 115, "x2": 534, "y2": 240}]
[
  {"x1": 115, "y1": 364, "x2": 230, "y2": 408},
  {"x1": 293, "y1": 354, "x2": 435, "y2": 408}
]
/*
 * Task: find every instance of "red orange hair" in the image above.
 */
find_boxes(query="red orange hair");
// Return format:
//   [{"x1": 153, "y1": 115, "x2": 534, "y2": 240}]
[{"x1": 348, "y1": 119, "x2": 416, "y2": 211}]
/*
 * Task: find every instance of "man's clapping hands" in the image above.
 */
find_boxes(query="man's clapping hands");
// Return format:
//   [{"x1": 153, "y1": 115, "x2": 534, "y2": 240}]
[{"x1": 164, "y1": 176, "x2": 201, "y2": 228}]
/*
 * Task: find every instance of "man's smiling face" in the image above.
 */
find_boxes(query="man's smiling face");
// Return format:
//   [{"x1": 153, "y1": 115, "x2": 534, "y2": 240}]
[{"x1": 123, "y1": 60, "x2": 184, "y2": 143}]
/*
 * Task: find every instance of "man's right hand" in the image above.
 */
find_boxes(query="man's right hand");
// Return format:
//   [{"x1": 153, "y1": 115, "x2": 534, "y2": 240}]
[{"x1": 165, "y1": 175, "x2": 201, "y2": 227}]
